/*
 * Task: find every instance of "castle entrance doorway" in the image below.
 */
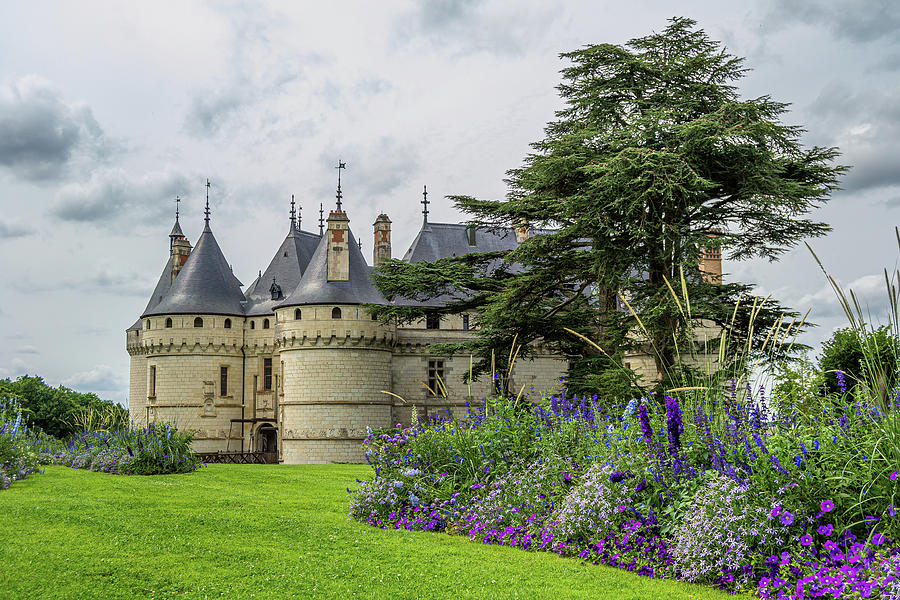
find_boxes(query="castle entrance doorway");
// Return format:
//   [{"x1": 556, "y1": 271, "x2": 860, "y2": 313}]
[{"x1": 256, "y1": 424, "x2": 278, "y2": 455}]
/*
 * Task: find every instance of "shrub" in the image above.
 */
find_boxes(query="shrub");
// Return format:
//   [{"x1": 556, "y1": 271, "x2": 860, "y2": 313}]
[{"x1": 819, "y1": 326, "x2": 900, "y2": 397}]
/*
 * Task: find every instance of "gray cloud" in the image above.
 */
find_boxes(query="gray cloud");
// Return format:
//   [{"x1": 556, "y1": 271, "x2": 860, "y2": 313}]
[
  {"x1": 316, "y1": 137, "x2": 420, "y2": 201},
  {"x1": 0, "y1": 220, "x2": 34, "y2": 240},
  {"x1": 53, "y1": 168, "x2": 193, "y2": 224},
  {"x1": 395, "y1": 0, "x2": 559, "y2": 57},
  {"x1": 63, "y1": 364, "x2": 125, "y2": 394},
  {"x1": 0, "y1": 76, "x2": 114, "y2": 182},
  {"x1": 18, "y1": 345, "x2": 39, "y2": 355},
  {"x1": 795, "y1": 273, "x2": 893, "y2": 321},
  {"x1": 765, "y1": 0, "x2": 900, "y2": 44},
  {"x1": 806, "y1": 83, "x2": 900, "y2": 194},
  {"x1": 184, "y1": 85, "x2": 253, "y2": 137}
]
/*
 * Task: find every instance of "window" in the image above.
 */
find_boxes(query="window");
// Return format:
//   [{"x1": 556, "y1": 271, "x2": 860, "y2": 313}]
[
  {"x1": 250, "y1": 320, "x2": 255, "y2": 330},
  {"x1": 427, "y1": 360, "x2": 445, "y2": 396},
  {"x1": 224, "y1": 318, "x2": 231, "y2": 329},
  {"x1": 462, "y1": 314, "x2": 470, "y2": 330},
  {"x1": 220, "y1": 366, "x2": 228, "y2": 396},
  {"x1": 426, "y1": 312, "x2": 440, "y2": 330},
  {"x1": 263, "y1": 358, "x2": 272, "y2": 391},
  {"x1": 149, "y1": 365, "x2": 156, "y2": 397},
  {"x1": 165, "y1": 317, "x2": 172, "y2": 328},
  {"x1": 372, "y1": 312, "x2": 377, "y2": 320},
  {"x1": 145, "y1": 319, "x2": 151, "y2": 330},
  {"x1": 295, "y1": 308, "x2": 302, "y2": 320},
  {"x1": 263, "y1": 318, "x2": 270, "y2": 329},
  {"x1": 332, "y1": 307, "x2": 341, "y2": 319},
  {"x1": 465, "y1": 224, "x2": 476, "y2": 246},
  {"x1": 194, "y1": 317, "x2": 203, "y2": 328}
]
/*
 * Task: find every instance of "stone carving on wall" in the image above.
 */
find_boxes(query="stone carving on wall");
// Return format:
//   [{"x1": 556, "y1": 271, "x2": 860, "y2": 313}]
[{"x1": 200, "y1": 380, "x2": 217, "y2": 417}]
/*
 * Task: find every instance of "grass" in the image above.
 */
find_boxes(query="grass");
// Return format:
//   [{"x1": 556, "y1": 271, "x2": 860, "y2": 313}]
[{"x1": 0, "y1": 465, "x2": 737, "y2": 600}]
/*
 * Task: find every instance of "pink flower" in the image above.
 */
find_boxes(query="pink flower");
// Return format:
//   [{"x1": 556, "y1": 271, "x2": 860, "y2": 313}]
[
  {"x1": 891, "y1": 471, "x2": 898, "y2": 481},
  {"x1": 821, "y1": 499, "x2": 835, "y2": 513}
]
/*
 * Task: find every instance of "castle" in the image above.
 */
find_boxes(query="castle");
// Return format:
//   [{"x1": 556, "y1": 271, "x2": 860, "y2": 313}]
[{"x1": 126, "y1": 180, "x2": 570, "y2": 464}]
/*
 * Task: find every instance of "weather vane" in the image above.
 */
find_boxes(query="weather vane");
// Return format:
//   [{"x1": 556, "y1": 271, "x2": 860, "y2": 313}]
[
  {"x1": 290, "y1": 194, "x2": 296, "y2": 227},
  {"x1": 204, "y1": 179, "x2": 211, "y2": 225},
  {"x1": 335, "y1": 160, "x2": 346, "y2": 211},
  {"x1": 174, "y1": 195, "x2": 181, "y2": 222},
  {"x1": 319, "y1": 202, "x2": 324, "y2": 235},
  {"x1": 421, "y1": 185, "x2": 429, "y2": 223}
]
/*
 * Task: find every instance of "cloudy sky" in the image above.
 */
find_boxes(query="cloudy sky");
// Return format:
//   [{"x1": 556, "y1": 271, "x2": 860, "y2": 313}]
[{"x1": 1, "y1": 1, "x2": 898, "y2": 405}]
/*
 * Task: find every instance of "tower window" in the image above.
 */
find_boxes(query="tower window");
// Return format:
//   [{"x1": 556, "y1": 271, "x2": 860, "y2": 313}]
[
  {"x1": 263, "y1": 358, "x2": 272, "y2": 391},
  {"x1": 295, "y1": 308, "x2": 302, "y2": 320},
  {"x1": 332, "y1": 307, "x2": 342, "y2": 319},
  {"x1": 220, "y1": 366, "x2": 228, "y2": 397},
  {"x1": 462, "y1": 314, "x2": 470, "y2": 330},
  {"x1": 149, "y1": 365, "x2": 156, "y2": 398},
  {"x1": 145, "y1": 319, "x2": 151, "y2": 330},
  {"x1": 194, "y1": 317, "x2": 203, "y2": 328},
  {"x1": 165, "y1": 317, "x2": 172, "y2": 328},
  {"x1": 427, "y1": 360, "x2": 445, "y2": 396},
  {"x1": 250, "y1": 320, "x2": 255, "y2": 330},
  {"x1": 426, "y1": 312, "x2": 440, "y2": 330},
  {"x1": 263, "y1": 318, "x2": 270, "y2": 329},
  {"x1": 224, "y1": 318, "x2": 232, "y2": 329}
]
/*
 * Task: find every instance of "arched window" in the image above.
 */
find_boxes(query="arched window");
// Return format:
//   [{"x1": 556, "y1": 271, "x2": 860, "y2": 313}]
[
  {"x1": 145, "y1": 319, "x2": 151, "y2": 330},
  {"x1": 194, "y1": 317, "x2": 203, "y2": 328},
  {"x1": 295, "y1": 308, "x2": 302, "y2": 320},
  {"x1": 224, "y1": 318, "x2": 231, "y2": 329},
  {"x1": 250, "y1": 320, "x2": 255, "y2": 330},
  {"x1": 331, "y1": 307, "x2": 341, "y2": 319},
  {"x1": 165, "y1": 317, "x2": 172, "y2": 328},
  {"x1": 263, "y1": 318, "x2": 270, "y2": 329}
]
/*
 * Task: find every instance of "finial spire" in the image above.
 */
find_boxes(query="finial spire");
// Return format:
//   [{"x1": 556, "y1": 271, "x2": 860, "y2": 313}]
[
  {"x1": 297, "y1": 201, "x2": 302, "y2": 230},
  {"x1": 204, "y1": 179, "x2": 211, "y2": 226},
  {"x1": 319, "y1": 202, "x2": 324, "y2": 235},
  {"x1": 290, "y1": 194, "x2": 296, "y2": 228},
  {"x1": 175, "y1": 195, "x2": 181, "y2": 222},
  {"x1": 335, "y1": 160, "x2": 346, "y2": 212},
  {"x1": 421, "y1": 185, "x2": 429, "y2": 224},
  {"x1": 358, "y1": 237, "x2": 362, "y2": 250}
]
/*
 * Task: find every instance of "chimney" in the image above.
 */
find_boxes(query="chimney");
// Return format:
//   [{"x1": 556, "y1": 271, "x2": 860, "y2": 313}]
[
  {"x1": 327, "y1": 210, "x2": 350, "y2": 281},
  {"x1": 699, "y1": 233, "x2": 722, "y2": 284},
  {"x1": 515, "y1": 222, "x2": 530, "y2": 244},
  {"x1": 171, "y1": 237, "x2": 192, "y2": 283},
  {"x1": 373, "y1": 214, "x2": 392, "y2": 266}
]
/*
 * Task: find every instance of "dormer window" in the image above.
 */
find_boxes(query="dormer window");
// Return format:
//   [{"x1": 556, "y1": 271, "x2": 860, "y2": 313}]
[{"x1": 269, "y1": 280, "x2": 283, "y2": 300}]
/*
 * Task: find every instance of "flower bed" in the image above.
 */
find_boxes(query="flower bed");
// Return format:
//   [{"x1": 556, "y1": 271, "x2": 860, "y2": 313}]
[
  {"x1": 349, "y1": 389, "x2": 900, "y2": 599},
  {"x1": 0, "y1": 397, "x2": 43, "y2": 489}
]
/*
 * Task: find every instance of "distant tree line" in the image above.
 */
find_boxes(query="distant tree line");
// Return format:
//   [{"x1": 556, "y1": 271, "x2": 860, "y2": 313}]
[{"x1": 0, "y1": 376, "x2": 127, "y2": 439}]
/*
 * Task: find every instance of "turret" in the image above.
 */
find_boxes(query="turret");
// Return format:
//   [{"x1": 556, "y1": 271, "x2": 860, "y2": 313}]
[{"x1": 373, "y1": 214, "x2": 392, "y2": 266}]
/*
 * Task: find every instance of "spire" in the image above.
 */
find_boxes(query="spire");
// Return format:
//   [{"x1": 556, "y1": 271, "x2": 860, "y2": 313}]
[
  {"x1": 204, "y1": 178, "x2": 211, "y2": 227},
  {"x1": 175, "y1": 195, "x2": 181, "y2": 223},
  {"x1": 169, "y1": 196, "x2": 185, "y2": 251},
  {"x1": 335, "y1": 160, "x2": 346, "y2": 211},
  {"x1": 290, "y1": 194, "x2": 296, "y2": 228},
  {"x1": 319, "y1": 202, "x2": 324, "y2": 235},
  {"x1": 297, "y1": 200, "x2": 302, "y2": 230},
  {"x1": 421, "y1": 185, "x2": 429, "y2": 224},
  {"x1": 358, "y1": 237, "x2": 362, "y2": 250}
]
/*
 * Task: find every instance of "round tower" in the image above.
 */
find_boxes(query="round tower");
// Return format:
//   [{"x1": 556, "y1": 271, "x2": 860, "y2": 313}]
[{"x1": 275, "y1": 208, "x2": 396, "y2": 464}]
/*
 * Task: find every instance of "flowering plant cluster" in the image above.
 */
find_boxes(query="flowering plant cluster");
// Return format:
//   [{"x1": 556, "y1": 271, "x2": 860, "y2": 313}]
[
  {"x1": 0, "y1": 396, "x2": 42, "y2": 490},
  {"x1": 350, "y1": 381, "x2": 900, "y2": 599},
  {"x1": 49, "y1": 422, "x2": 200, "y2": 475}
]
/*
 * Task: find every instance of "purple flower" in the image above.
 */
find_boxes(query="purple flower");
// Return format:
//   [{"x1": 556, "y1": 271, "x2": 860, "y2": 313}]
[
  {"x1": 872, "y1": 533, "x2": 885, "y2": 545},
  {"x1": 821, "y1": 499, "x2": 834, "y2": 513},
  {"x1": 818, "y1": 524, "x2": 833, "y2": 536},
  {"x1": 800, "y1": 534, "x2": 812, "y2": 546},
  {"x1": 891, "y1": 470, "x2": 898, "y2": 481},
  {"x1": 835, "y1": 370, "x2": 847, "y2": 394},
  {"x1": 781, "y1": 511, "x2": 794, "y2": 526},
  {"x1": 665, "y1": 395, "x2": 682, "y2": 455},
  {"x1": 637, "y1": 403, "x2": 652, "y2": 444},
  {"x1": 771, "y1": 506, "x2": 782, "y2": 518}
]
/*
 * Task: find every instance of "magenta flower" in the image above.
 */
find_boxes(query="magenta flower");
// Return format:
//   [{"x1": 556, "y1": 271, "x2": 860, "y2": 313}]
[
  {"x1": 817, "y1": 524, "x2": 833, "y2": 536},
  {"x1": 781, "y1": 511, "x2": 794, "y2": 526},
  {"x1": 821, "y1": 499, "x2": 835, "y2": 513},
  {"x1": 800, "y1": 534, "x2": 812, "y2": 546},
  {"x1": 771, "y1": 506, "x2": 782, "y2": 518},
  {"x1": 891, "y1": 470, "x2": 898, "y2": 481},
  {"x1": 873, "y1": 533, "x2": 885, "y2": 545}
]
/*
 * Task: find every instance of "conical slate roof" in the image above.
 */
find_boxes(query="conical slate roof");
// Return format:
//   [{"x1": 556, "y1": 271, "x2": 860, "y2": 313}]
[
  {"x1": 142, "y1": 255, "x2": 175, "y2": 314},
  {"x1": 143, "y1": 223, "x2": 246, "y2": 317},
  {"x1": 169, "y1": 219, "x2": 184, "y2": 238},
  {"x1": 279, "y1": 227, "x2": 386, "y2": 307},
  {"x1": 245, "y1": 222, "x2": 320, "y2": 316}
]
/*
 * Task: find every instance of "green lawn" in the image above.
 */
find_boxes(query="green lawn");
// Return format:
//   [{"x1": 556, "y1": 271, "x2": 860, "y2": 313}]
[{"x1": 0, "y1": 465, "x2": 738, "y2": 599}]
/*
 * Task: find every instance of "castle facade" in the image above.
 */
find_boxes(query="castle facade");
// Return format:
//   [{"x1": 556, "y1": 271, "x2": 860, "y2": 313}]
[{"x1": 126, "y1": 191, "x2": 569, "y2": 464}]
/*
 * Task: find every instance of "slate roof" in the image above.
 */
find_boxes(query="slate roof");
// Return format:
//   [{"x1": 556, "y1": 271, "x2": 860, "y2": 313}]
[
  {"x1": 402, "y1": 222, "x2": 521, "y2": 263},
  {"x1": 143, "y1": 223, "x2": 246, "y2": 317},
  {"x1": 169, "y1": 219, "x2": 185, "y2": 239},
  {"x1": 245, "y1": 222, "x2": 322, "y2": 316},
  {"x1": 279, "y1": 228, "x2": 387, "y2": 307}
]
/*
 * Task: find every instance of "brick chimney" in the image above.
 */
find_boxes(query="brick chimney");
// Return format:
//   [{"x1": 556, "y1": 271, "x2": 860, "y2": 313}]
[
  {"x1": 327, "y1": 210, "x2": 350, "y2": 281},
  {"x1": 699, "y1": 234, "x2": 722, "y2": 284},
  {"x1": 515, "y1": 222, "x2": 530, "y2": 244},
  {"x1": 373, "y1": 214, "x2": 392, "y2": 266},
  {"x1": 170, "y1": 237, "x2": 192, "y2": 283}
]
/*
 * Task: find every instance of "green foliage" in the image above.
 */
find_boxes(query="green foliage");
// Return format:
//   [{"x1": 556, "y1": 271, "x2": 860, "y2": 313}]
[
  {"x1": 819, "y1": 326, "x2": 900, "y2": 396},
  {"x1": 371, "y1": 17, "x2": 837, "y2": 398},
  {"x1": 0, "y1": 375, "x2": 125, "y2": 439}
]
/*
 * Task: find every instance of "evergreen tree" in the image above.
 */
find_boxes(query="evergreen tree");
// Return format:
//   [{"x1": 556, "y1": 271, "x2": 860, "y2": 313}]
[{"x1": 372, "y1": 18, "x2": 842, "y2": 400}]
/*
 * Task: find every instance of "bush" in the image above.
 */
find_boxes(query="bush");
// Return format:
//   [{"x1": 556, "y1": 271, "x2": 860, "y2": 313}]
[{"x1": 819, "y1": 326, "x2": 900, "y2": 397}]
